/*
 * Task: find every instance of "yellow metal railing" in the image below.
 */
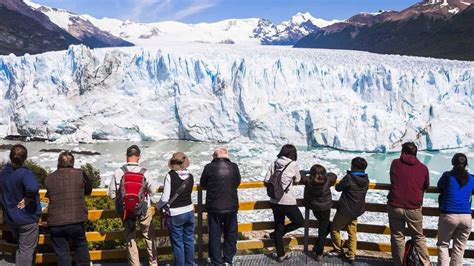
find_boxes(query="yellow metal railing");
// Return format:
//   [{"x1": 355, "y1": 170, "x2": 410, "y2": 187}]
[{"x1": 0, "y1": 181, "x2": 472, "y2": 264}]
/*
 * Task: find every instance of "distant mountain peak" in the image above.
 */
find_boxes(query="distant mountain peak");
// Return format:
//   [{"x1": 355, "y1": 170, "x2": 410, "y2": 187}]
[{"x1": 24, "y1": 0, "x2": 133, "y2": 48}]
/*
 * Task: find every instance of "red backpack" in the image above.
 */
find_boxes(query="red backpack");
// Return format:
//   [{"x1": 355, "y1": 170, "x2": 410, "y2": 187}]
[{"x1": 115, "y1": 166, "x2": 148, "y2": 220}]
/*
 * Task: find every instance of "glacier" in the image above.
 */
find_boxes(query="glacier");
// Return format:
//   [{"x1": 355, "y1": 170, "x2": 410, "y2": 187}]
[{"x1": 0, "y1": 44, "x2": 473, "y2": 152}]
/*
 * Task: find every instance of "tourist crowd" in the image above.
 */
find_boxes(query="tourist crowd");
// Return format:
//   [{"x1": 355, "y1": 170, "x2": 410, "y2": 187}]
[{"x1": 0, "y1": 142, "x2": 472, "y2": 266}]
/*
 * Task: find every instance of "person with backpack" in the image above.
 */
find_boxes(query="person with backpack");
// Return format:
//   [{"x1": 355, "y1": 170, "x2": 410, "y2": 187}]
[
  {"x1": 0, "y1": 144, "x2": 41, "y2": 265},
  {"x1": 157, "y1": 152, "x2": 195, "y2": 266},
  {"x1": 107, "y1": 145, "x2": 158, "y2": 266},
  {"x1": 200, "y1": 147, "x2": 241, "y2": 265},
  {"x1": 330, "y1": 157, "x2": 369, "y2": 263},
  {"x1": 437, "y1": 153, "x2": 474, "y2": 266},
  {"x1": 45, "y1": 151, "x2": 92, "y2": 265},
  {"x1": 264, "y1": 144, "x2": 304, "y2": 262},
  {"x1": 387, "y1": 142, "x2": 430, "y2": 266},
  {"x1": 302, "y1": 164, "x2": 337, "y2": 261}
]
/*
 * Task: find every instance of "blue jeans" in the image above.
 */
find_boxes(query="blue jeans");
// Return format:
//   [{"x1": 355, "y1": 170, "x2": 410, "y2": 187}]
[{"x1": 168, "y1": 211, "x2": 195, "y2": 266}]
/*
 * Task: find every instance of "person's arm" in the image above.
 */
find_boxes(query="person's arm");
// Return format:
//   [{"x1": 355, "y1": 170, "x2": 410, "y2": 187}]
[
  {"x1": 300, "y1": 171, "x2": 309, "y2": 185},
  {"x1": 23, "y1": 171, "x2": 39, "y2": 199},
  {"x1": 108, "y1": 169, "x2": 122, "y2": 199},
  {"x1": 156, "y1": 174, "x2": 171, "y2": 209},
  {"x1": 144, "y1": 171, "x2": 159, "y2": 203},
  {"x1": 83, "y1": 171, "x2": 92, "y2": 196},
  {"x1": 200, "y1": 165, "x2": 209, "y2": 189},
  {"x1": 44, "y1": 174, "x2": 51, "y2": 199},
  {"x1": 424, "y1": 166, "x2": 430, "y2": 191},
  {"x1": 18, "y1": 171, "x2": 40, "y2": 209},
  {"x1": 437, "y1": 172, "x2": 449, "y2": 192},
  {"x1": 234, "y1": 164, "x2": 241, "y2": 188},
  {"x1": 335, "y1": 174, "x2": 350, "y2": 192},
  {"x1": 293, "y1": 163, "x2": 302, "y2": 184},
  {"x1": 264, "y1": 163, "x2": 274, "y2": 183},
  {"x1": 389, "y1": 161, "x2": 395, "y2": 185},
  {"x1": 327, "y1": 172, "x2": 337, "y2": 187}
]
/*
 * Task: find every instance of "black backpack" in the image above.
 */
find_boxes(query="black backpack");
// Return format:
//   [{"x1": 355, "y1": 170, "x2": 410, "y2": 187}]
[
  {"x1": 265, "y1": 161, "x2": 293, "y2": 200},
  {"x1": 403, "y1": 239, "x2": 423, "y2": 266}
]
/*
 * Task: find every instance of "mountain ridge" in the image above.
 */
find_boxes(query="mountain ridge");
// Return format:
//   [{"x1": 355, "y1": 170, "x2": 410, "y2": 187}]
[
  {"x1": 26, "y1": 1, "x2": 340, "y2": 46},
  {"x1": 295, "y1": 0, "x2": 474, "y2": 61},
  {"x1": 0, "y1": 0, "x2": 81, "y2": 55}
]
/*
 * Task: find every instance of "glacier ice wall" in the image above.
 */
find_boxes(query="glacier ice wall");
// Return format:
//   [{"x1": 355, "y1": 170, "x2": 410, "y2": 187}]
[{"x1": 0, "y1": 44, "x2": 473, "y2": 151}]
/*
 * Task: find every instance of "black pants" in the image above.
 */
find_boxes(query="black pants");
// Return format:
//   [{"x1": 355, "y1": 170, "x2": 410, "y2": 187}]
[
  {"x1": 207, "y1": 212, "x2": 238, "y2": 265},
  {"x1": 271, "y1": 204, "x2": 304, "y2": 257},
  {"x1": 312, "y1": 209, "x2": 331, "y2": 255},
  {"x1": 49, "y1": 222, "x2": 91, "y2": 266}
]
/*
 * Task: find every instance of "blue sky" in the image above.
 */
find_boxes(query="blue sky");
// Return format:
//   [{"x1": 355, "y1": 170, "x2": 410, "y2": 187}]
[{"x1": 32, "y1": 0, "x2": 420, "y2": 23}]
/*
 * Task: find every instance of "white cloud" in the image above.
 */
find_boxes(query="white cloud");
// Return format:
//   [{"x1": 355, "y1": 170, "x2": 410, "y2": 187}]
[
  {"x1": 129, "y1": 0, "x2": 172, "y2": 21},
  {"x1": 173, "y1": 0, "x2": 218, "y2": 20}
]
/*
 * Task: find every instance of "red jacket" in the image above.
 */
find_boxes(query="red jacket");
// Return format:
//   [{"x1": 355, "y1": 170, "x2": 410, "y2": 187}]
[{"x1": 388, "y1": 154, "x2": 429, "y2": 209}]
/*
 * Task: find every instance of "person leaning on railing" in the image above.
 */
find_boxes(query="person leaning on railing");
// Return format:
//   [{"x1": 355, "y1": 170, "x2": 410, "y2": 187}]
[
  {"x1": 330, "y1": 157, "x2": 369, "y2": 263},
  {"x1": 0, "y1": 144, "x2": 41, "y2": 266},
  {"x1": 264, "y1": 144, "x2": 304, "y2": 263},
  {"x1": 387, "y1": 142, "x2": 430, "y2": 266},
  {"x1": 200, "y1": 147, "x2": 241, "y2": 265},
  {"x1": 44, "y1": 151, "x2": 92, "y2": 266},
  {"x1": 156, "y1": 152, "x2": 195, "y2": 266},
  {"x1": 437, "y1": 153, "x2": 474, "y2": 266},
  {"x1": 301, "y1": 164, "x2": 337, "y2": 261}
]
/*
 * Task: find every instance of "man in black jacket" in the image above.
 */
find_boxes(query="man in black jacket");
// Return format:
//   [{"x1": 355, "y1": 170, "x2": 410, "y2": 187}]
[
  {"x1": 200, "y1": 147, "x2": 241, "y2": 265},
  {"x1": 330, "y1": 157, "x2": 369, "y2": 263}
]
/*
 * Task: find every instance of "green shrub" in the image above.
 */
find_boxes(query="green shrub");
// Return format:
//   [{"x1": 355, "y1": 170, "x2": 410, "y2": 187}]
[
  {"x1": 81, "y1": 163, "x2": 101, "y2": 188},
  {"x1": 24, "y1": 160, "x2": 51, "y2": 188}
]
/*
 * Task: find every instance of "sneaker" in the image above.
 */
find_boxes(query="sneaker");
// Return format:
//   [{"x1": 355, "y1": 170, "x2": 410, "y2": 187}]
[
  {"x1": 277, "y1": 253, "x2": 291, "y2": 262},
  {"x1": 327, "y1": 249, "x2": 344, "y2": 257}
]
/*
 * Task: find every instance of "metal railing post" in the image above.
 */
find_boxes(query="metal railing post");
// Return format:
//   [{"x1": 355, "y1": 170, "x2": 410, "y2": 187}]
[
  {"x1": 303, "y1": 207, "x2": 310, "y2": 258},
  {"x1": 197, "y1": 185, "x2": 204, "y2": 260}
]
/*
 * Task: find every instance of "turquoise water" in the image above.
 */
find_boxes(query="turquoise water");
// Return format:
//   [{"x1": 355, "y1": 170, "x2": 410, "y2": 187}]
[{"x1": 0, "y1": 140, "x2": 471, "y2": 191}]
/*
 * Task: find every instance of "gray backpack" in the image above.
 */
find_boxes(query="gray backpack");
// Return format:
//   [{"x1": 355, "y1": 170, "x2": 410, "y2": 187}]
[{"x1": 265, "y1": 161, "x2": 293, "y2": 200}]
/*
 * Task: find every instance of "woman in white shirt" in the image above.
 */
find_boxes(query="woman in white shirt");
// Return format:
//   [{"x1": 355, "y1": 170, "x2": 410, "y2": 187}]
[{"x1": 157, "y1": 152, "x2": 194, "y2": 266}]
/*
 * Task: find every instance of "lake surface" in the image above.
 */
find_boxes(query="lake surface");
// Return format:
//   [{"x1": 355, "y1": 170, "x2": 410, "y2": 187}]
[{"x1": 1, "y1": 139, "x2": 472, "y2": 191}]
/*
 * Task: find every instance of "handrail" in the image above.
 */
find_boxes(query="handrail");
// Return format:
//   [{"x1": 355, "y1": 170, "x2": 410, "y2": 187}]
[
  {"x1": 37, "y1": 180, "x2": 443, "y2": 198},
  {"x1": 2, "y1": 181, "x2": 473, "y2": 264}
]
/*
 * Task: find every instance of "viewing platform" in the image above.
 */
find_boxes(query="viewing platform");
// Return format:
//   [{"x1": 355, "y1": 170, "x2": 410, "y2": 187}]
[{"x1": 0, "y1": 181, "x2": 472, "y2": 265}]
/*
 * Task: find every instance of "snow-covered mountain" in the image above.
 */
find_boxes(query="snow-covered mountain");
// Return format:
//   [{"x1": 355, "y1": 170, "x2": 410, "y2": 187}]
[
  {"x1": 0, "y1": 44, "x2": 472, "y2": 151},
  {"x1": 24, "y1": 0, "x2": 133, "y2": 48},
  {"x1": 0, "y1": 0, "x2": 81, "y2": 55},
  {"x1": 389, "y1": 0, "x2": 474, "y2": 20},
  {"x1": 26, "y1": 1, "x2": 340, "y2": 46},
  {"x1": 255, "y1": 12, "x2": 340, "y2": 45}
]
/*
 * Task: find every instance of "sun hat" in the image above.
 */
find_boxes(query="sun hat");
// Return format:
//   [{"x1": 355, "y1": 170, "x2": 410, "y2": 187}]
[{"x1": 168, "y1": 152, "x2": 190, "y2": 171}]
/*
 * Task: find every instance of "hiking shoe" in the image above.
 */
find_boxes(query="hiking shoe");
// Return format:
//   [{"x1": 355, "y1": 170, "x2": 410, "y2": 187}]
[
  {"x1": 327, "y1": 249, "x2": 344, "y2": 257},
  {"x1": 277, "y1": 253, "x2": 291, "y2": 262}
]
